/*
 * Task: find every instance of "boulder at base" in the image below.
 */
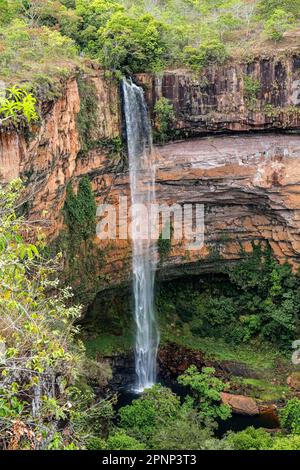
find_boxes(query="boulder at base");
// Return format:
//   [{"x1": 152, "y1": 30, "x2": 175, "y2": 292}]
[
  {"x1": 287, "y1": 372, "x2": 300, "y2": 392},
  {"x1": 220, "y1": 392, "x2": 259, "y2": 416}
]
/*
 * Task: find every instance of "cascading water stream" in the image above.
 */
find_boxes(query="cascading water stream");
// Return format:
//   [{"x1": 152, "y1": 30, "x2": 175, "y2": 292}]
[{"x1": 122, "y1": 78, "x2": 159, "y2": 392}]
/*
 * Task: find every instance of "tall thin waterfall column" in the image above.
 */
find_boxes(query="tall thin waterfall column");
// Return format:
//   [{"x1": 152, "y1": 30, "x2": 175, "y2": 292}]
[{"x1": 122, "y1": 78, "x2": 159, "y2": 392}]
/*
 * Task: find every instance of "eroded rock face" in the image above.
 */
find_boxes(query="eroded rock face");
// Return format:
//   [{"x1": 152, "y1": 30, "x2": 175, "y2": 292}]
[
  {"x1": 0, "y1": 70, "x2": 120, "y2": 240},
  {"x1": 287, "y1": 372, "x2": 300, "y2": 392},
  {"x1": 137, "y1": 55, "x2": 300, "y2": 134},
  {"x1": 96, "y1": 133, "x2": 300, "y2": 288},
  {"x1": 1, "y1": 63, "x2": 300, "y2": 298}
]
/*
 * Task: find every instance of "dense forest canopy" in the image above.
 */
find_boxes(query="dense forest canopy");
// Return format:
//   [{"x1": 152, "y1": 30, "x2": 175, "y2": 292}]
[{"x1": 1, "y1": 0, "x2": 300, "y2": 84}]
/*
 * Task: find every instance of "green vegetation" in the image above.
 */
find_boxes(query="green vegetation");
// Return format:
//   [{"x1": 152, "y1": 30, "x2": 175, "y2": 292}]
[
  {"x1": 244, "y1": 75, "x2": 261, "y2": 108},
  {"x1": 280, "y1": 398, "x2": 300, "y2": 434},
  {"x1": 97, "y1": 12, "x2": 168, "y2": 76},
  {"x1": 64, "y1": 177, "x2": 97, "y2": 242},
  {"x1": 76, "y1": 77, "x2": 99, "y2": 155},
  {"x1": 2, "y1": 0, "x2": 300, "y2": 86},
  {"x1": 157, "y1": 243, "x2": 300, "y2": 352},
  {"x1": 183, "y1": 38, "x2": 229, "y2": 72},
  {"x1": 0, "y1": 180, "x2": 113, "y2": 449},
  {"x1": 112, "y1": 374, "x2": 232, "y2": 450},
  {"x1": 226, "y1": 426, "x2": 274, "y2": 450},
  {"x1": 0, "y1": 16, "x2": 78, "y2": 93},
  {"x1": 99, "y1": 371, "x2": 300, "y2": 450},
  {"x1": 58, "y1": 176, "x2": 106, "y2": 305},
  {"x1": 264, "y1": 8, "x2": 296, "y2": 40},
  {"x1": 178, "y1": 366, "x2": 231, "y2": 423},
  {"x1": 85, "y1": 331, "x2": 133, "y2": 356},
  {"x1": 157, "y1": 221, "x2": 173, "y2": 261},
  {"x1": 0, "y1": 85, "x2": 37, "y2": 126},
  {"x1": 154, "y1": 97, "x2": 176, "y2": 144},
  {"x1": 232, "y1": 377, "x2": 289, "y2": 402},
  {"x1": 227, "y1": 425, "x2": 300, "y2": 450}
]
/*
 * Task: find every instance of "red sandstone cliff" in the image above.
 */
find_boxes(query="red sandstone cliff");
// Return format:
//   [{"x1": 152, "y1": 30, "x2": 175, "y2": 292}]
[{"x1": 1, "y1": 58, "x2": 300, "y2": 298}]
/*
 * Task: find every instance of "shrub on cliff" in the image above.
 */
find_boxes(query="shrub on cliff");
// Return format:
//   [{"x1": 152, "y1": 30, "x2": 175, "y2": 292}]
[
  {"x1": 0, "y1": 18, "x2": 78, "y2": 93},
  {"x1": 64, "y1": 177, "x2": 97, "y2": 242},
  {"x1": 263, "y1": 8, "x2": 296, "y2": 40},
  {"x1": 182, "y1": 38, "x2": 229, "y2": 72},
  {"x1": 154, "y1": 97, "x2": 176, "y2": 144}
]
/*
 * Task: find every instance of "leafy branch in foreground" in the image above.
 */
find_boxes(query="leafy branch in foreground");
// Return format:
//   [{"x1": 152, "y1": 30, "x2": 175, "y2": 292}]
[
  {"x1": 0, "y1": 180, "x2": 112, "y2": 450},
  {"x1": 0, "y1": 85, "x2": 38, "y2": 125}
]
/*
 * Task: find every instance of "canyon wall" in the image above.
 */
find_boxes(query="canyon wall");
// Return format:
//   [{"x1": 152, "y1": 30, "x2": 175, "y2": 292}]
[
  {"x1": 137, "y1": 54, "x2": 300, "y2": 134},
  {"x1": 1, "y1": 57, "x2": 300, "y2": 299}
]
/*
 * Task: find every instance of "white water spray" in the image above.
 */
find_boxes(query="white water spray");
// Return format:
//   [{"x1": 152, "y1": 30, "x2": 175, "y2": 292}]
[{"x1": 122, "y1": 78, "x2": 159, "y2": 392}]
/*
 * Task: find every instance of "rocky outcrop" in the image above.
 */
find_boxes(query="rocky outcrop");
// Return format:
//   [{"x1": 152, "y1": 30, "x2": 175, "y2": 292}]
[
  {"x1": 0, "y1": 68, "x2": 120, "y2": 241},
  {"x1": 158, "y1": 343, "x2": 257, "y2": 381},
  {"x1": 287, "y1": 372, "x2": 300, "y2": 393},
  {"x1": 220, "y1": 392, "x2": 259, "y2": 416},
  {"x1": 95, "y1": 133, "x2": 300, "y2": 288},
  {"x1": 1, "y1": 59, "x2": 300, "y2": 297},
  {"x1": 137, "y1": 55, "x2": 300, "y2": 135}
]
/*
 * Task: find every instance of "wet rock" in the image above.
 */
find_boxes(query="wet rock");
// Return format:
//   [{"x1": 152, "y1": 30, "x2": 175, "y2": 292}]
[
  {"x1": 258, "y1": 404, "x2": 280, "y2": 428},
  {"x1": 217, "y1": 361, "x2": 259, "y2": 379},
  {"x1": 158, "y1": 343, "x2": 206, "y2": 379},
  {"x1": 105, "y1": 352, "x2": 136, "y2": 390}
]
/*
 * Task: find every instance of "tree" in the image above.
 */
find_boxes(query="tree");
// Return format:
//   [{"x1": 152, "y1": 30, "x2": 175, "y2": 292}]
[
  {"x1": 257, "y1": 0, "x2": 300, "y2": 19},
  {"x1": 280, "y1": 398, "x2": 300, "y2": 435},
  {"x1": 178, "y1": 366, "x2": 231, "y2": 423},
  {"x1": 183, "y1": 38, "x2": 228, "y2": 72},
  {"x1": 272, "y1": 434, "x2": 300, "y2": 450},
  {"x1": 150, "y1": 407, "x2": 231, "y2": 450},
  {"x1": 106, "y1": 430, "x2": 146, "y2": 450},
  {"x1": 154, "y1": 97, "x2": 176, "y2": 144},
  {"x1": 226, "y1": 427, "x2": 273, "y2": 450},
  {"x1": 98, "y1": 11, "x2": 168, "y2": 74},
  {"x1": 119, "y1": 385, "x2": 181, "y2": 443},
  {"x1": 263, "y1": 8, "x2": 295, "y2": 41},
  {"x1": 0, "y1": 0, "x2": 20, "y2": 25},
  {"x1": 0, "y1": 179, "x2": 111, "y2": 449}
]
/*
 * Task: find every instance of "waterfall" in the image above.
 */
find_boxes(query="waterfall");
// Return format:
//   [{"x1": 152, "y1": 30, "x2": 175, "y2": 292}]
[{"x1": 122, "y1": 78, "x2": 159, "y2": 392}]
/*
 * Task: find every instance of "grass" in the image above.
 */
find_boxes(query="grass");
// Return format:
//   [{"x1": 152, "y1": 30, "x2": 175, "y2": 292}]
[
  {"x1": 159, "y1": 321, "x2": 295, "y2": 403},
  {"x1": 162, "y1": 331, "x2": 286, "y2": 370},
  {"x1": 237, "y1": 378, "x2": 289, "y2": 403},
  {"x1": 158, "y1": 310, "x2": 289, "y2": 371},
  {"x1": 84, "y1": 330, "x2": 134, "y2": 357},
  {"x1": 0, "y1": 19, "x2": 82, "y2": 99}
]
